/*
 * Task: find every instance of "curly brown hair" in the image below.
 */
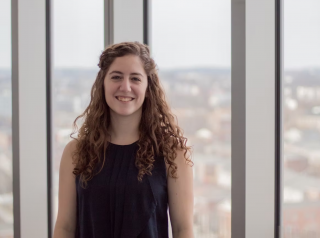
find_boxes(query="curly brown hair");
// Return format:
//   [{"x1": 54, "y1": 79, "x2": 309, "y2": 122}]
[{"x1": 70, "y1": 41, "x2": 193, "y2": 188}]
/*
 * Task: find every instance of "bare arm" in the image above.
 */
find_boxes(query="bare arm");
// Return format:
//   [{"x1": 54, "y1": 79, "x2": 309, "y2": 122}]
[
  {"x1": 53, "y1": 140, "x2": 78, "y2": 238},
  {"x1": 53, "y1": 228, "x2": 75, "y2": 238},
  {"x1": 166, "y1": 148, "x2": 194, "y2": 238}
]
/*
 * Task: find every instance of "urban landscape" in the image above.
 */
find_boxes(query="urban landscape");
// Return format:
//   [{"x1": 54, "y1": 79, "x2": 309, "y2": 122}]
[{"x1": 0, "y1": 67, "x2": 319, "y2": 237}]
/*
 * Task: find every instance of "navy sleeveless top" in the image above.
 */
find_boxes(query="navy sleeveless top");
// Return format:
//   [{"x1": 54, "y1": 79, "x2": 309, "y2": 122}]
[{"x1": 75, "y1": 141, "x2": 169, "y2": 238}]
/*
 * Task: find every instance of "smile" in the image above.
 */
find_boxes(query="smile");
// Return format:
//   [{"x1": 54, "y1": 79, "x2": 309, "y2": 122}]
[{"x1": 115, "y1": 96, "x2": 134, "y2": 102}]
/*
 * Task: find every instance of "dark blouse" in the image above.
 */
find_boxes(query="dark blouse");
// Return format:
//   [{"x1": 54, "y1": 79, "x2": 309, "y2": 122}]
[{"x1": 75, "y1": 141, "x2": 169, "y2": 238}]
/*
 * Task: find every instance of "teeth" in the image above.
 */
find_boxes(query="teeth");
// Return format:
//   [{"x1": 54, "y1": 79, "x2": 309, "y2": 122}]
[{"x1": 117, "y1": 97, "x2": 133, "y2": 102}]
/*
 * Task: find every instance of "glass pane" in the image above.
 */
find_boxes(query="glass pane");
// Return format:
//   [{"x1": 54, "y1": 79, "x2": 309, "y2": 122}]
[
  {"x1": 151, "y1": 1, "x2": 231, "y2": 237},
  {"x1": 283, "y1": 1, "x2": 320, "y2": 237},
  {"x1": 0, "y1": 1, "x2": 13, "y2": 237},
  {"x1": 52, "y1": 0, "x2": 103, "y2": 233}
]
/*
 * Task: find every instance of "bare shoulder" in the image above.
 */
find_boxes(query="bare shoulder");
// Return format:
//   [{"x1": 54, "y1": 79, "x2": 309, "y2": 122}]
[
  {"x1": 165, "y1": 138, "x2": 193, "y2": 178},
  {"x1": 62, "y1": 139, "x2": 78, "y2": 169},
  {"x1": 65, "y1": 139, "x2": 78, "y2": 156}
]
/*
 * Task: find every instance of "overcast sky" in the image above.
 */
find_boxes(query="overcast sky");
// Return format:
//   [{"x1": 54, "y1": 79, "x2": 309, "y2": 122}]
[{"x1": 0, "y1": 0, "x2": 320, "y2": 70}]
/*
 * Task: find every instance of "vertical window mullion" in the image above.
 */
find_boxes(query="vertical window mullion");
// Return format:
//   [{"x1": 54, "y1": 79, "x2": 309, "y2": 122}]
[
  {"x1": 232, "y1": 0, "x2": 277, "y2": 237},
  {"x1": 11, "y1": 0, "x2": 49, "y2": 237}
]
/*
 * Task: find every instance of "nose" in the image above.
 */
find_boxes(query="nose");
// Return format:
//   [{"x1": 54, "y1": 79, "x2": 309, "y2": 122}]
[{"x1": 119, "y1": 77, "x2": 131, "y2": 92}]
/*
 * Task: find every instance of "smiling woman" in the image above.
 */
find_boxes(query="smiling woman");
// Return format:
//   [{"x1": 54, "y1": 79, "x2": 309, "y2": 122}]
[
  {"x1": 104, "y1": 55, "x2": 148, "y2": 121},
  {"x1": 53, "y1": 42, "x2": 194, "y2": 238}
]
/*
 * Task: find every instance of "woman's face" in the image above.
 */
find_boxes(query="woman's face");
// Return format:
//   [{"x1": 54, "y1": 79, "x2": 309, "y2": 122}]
[{"x1": 104, "y1": 55, "x2": 148, "y2": 118}]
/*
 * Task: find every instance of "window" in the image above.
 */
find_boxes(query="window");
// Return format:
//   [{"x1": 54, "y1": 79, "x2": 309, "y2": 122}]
[
  {"x1": 52, "y1": 0, "x2": 104, "y2": 231},
  {"x1": 282, "y1": 1, "x2": 320, "y2": 237},
  {"x1": 151, "y1": 1, "x2": 231, "y2": 237},
  {"x1": 0, "y1": 1, "x2": 13, "y2": 237}
]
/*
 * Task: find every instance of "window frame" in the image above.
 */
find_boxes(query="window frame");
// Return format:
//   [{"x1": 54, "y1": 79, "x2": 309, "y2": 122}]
[{"x1": 11, "y1": 0, "x2": 49, "y2": 237}]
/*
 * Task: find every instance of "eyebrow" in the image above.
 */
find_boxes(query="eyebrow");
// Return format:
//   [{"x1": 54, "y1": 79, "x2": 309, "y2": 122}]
[{"x1": 109, "y1": 70, "x2": 143, "y2": 76}]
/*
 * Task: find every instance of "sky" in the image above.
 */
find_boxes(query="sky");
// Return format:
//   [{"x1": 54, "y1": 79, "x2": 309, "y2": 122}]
[{"x1": 0, "y1": 0, "x2": 320, "y2": 70}]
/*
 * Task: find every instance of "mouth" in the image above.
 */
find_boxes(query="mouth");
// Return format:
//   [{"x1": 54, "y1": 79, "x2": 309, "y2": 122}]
[{"x1": 115, "y1": 96, "x2": 135, "y2": 102}]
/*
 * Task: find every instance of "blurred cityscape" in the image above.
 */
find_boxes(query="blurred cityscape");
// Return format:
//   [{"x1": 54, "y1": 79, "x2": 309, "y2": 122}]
[{"x1": 0, "y1": 67, "x2": 319, "y2": 238}]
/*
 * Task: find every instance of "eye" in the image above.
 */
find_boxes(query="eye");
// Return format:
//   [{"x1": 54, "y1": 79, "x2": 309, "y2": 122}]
[
  {"x1": 132, "y1": 77, "x2": 141, "y2": 82},
  {"x1": 111, "y1": 75, "x2": 121, "y2": 80}
]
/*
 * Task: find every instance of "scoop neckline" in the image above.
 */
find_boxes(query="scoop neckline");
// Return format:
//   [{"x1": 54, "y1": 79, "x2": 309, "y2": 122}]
[{"x1": 108, "y1": 140, "x2": 138, "y2": 146}]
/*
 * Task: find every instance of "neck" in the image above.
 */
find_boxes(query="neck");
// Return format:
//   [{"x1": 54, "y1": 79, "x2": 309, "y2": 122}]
[{"x1": 108, "y1": 109, "x2": 141, "y2": 144}]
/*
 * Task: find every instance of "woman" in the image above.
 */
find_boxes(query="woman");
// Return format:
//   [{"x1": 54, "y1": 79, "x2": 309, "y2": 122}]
[{"x1": 53, "y1": 42, "x2": 194, "y2": 238}]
